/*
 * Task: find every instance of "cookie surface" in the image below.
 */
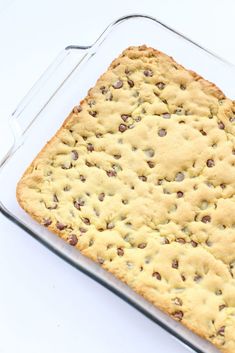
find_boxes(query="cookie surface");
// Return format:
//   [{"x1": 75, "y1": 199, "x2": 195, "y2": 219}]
[{"x1": 17, "y1": 46, "x2": 235, "y2": 353}]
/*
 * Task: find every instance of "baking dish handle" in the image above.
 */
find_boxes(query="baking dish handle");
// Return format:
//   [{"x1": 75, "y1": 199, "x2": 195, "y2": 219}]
[
  {"x1": 12, "y1": 45, "x2": 91, "y2": 133},
  {"x1": 1, "y1": 45, "x2": 91, "y2": 165}
]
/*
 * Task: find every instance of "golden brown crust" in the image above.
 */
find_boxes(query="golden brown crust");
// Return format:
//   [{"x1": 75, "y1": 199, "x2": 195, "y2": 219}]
[{"x1": 17, "y1": 45, "x2": 235, "y2": 353}]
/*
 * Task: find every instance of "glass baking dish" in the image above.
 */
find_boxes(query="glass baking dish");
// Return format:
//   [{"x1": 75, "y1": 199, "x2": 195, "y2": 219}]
[{"x1": 1, "y1": 14, "x2": 234, "y2": 353}]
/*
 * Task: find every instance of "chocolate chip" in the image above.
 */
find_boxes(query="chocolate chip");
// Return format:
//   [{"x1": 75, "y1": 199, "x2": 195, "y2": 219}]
[
  {"x1": 180, "y1": 84, "x2": 186, "y2": 90},
  {"x1": 113, "y1": 163, "x2": 122, "y2": 172},
  {"x1": 163, "y1": 237, "x2": 170, "y2": 244},
  {"x1": 175, "y1": 108, "x2": 184, "y2": 115},
  {"x1": 98, "y1": 193, "x2": 105, "y2": 201},
  {"x1": 112, "y1": 80, "x2": 123, "y2": 89},
  {"x1": 202, "y1": 215, "x2": 211, "y2": 223},
  {"x1": 85, "y1": 161, "x2": 92, "y2": 167},
  {"x1": 206, "y1": 239, "x2": 213, "y2": 247},
  {"x1": 200, "y1": 129, "x2": 207, "y2": 136},
  {"x1": 83, "y1": 218, "x2": 90, "y2": 225},
  {"x1": 119, "y1": 124, "x2": 127, "y2": 133},
  {"x1": 73, "y1": 105, "x2": 82, "y2": 113},
  {"x1": 173, "y1": 297, "x2": 183, "y2": 306},
  {"x1": 88, "y1": 99, "x2": 96, "y2": 107},
  {"x1": 87, "y1": 143, "x2": 94, "y2": 152},
  {"x1": 61, "y1": 163, "x2": 72, "y2": 169},
  {"x1": 67, "y1": 234, "x2": 78, "y2": 246},
  {"x1": 172, "y1": 259, "x2": 179, "y2": 269},
  {"x1": 121, "y1": 114, "x2": 130, "y2": 122},
  {"x1": 114, "y1": 154, "x2": 121, "y2": 160},
  {"x1": 175, "y1": 172, "x2": 184, "y2": 182},
  {"x1": 145, "y1": 148, "x2": 155, "y2": 157},
  {"x1": 206, "y1": 159, "x2": 215, "y2": 167},
  {"x1": 218, "y1": 121, "x2": 225, "y2": 129},
  {"x1": 162, "y1": 113, "x2": 171, "y2": 119},
  {"x1": 89, "y1": 110, "x2": 97, "y2": 117},
  {"x1": 144, "y1": 69, "x2": 153, "y2": 77},
  {"x1": 117, "y1": 247, "x2": 124, "y2": 256},
  {"x1": 194, "y1": 274, "x2": 202, "y2": 282},
  {"x1": 74, "y1": 199, "x2": 84, "y2": 210},
  {"x1": 127, "y1": 79, "x2": 134, "y2": 87},
  {"x1": 73, "y1": 201, "x2": 81, "y2": 210},
  {"x1": 156, "y1": 82, "x2": 165, "y2": 90},
  {"x1": 176, "y1": 238, "x2": 186, "y2": 244},
  {"x1": 106, "y1": 170, "x2": 117, "y2": 177},
  {"x1": 147, "y1": 161, "x2": 155, "y2": 168},
  {"x1": 219, "y1": 304, "x2": 226, "y2": 311},
  {"x1": 80, "y1": 175, "x2": 86, "y2": 182},
  {"x1": 53, "y1": 194, "x2": 59, "y2": 202},
  {"x1": 63, "y1": 185, "x2": 71, "y2": 192},
  {"x1": 215, "y1": 289, "x2": 222, "y2": 295},
  {"x1": 106, "y1": 92, "x2": 113, "y2": 101},
  {"x1": 138, "y1": 242, "x2": 147, "y2": 249},
  {"x1": 152, "y1": 272, "x2": 161, "y2": 280},
  {"x1": 89, "y1": 239, "x2": 94, "y2": 246},
  {"x1": 107, "y1": 222, "x2": 114, "y2": 229},
  {"x1": 177, "y1": 191, "x2": 184, "y2": 198},
  {"x1": 71, "y1": 150, "x2": 78, "y2": 160},
  {"x1": 172, "y1": 310, "x2": 183, "y2": 321},
  {"x1": 217, "y1": 326, "x2": 225, "y2": 336},
  {"x1": 191, "y1": 240, "x2": 198, "y2": 247},
  {"x1": 158, "y1": 128, "x2": 167, "y2": 137},
  {"x1": 97, "y1": 257, "x2": 104, "y2": 264},
  {"x1": 138, "y1": 175, "x2": 147, "y2": 182},
  {"x1": 205, "y1": 181, "x2": 214, "y2": 189},
  {"x1": 220, "y1": 183, "x2": 226, "y2": 189},
  {"x1": 181, "y1": 274, "x2": 186, "y2": 281},
  {"x1": 56, "y1": 222, "x2": 66, "y2": 230},
  {"x1": 163, "y1": 188, "x2": 170, "y2": 195},
  {"x1": 43, "y1": 218, "x2": 52, "y2": 227},
  {"x1": 100, "y1": 86, "x2": 108, "y2": 94}
]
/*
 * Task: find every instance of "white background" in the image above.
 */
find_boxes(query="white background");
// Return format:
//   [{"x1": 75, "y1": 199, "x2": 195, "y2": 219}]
[{"x1": 0, "y1": 1, "x2": 235, "y2": 352}]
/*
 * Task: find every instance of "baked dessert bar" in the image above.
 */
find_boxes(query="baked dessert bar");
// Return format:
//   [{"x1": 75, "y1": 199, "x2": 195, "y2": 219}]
[{"x1": 17, "y1": 45, "x2": 235, "y2": 353}]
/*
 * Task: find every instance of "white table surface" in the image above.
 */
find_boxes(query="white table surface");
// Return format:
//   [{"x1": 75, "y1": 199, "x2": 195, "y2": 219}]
[{"x1": 0, "y1": 1, "x2": 235, "y2": 352}]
